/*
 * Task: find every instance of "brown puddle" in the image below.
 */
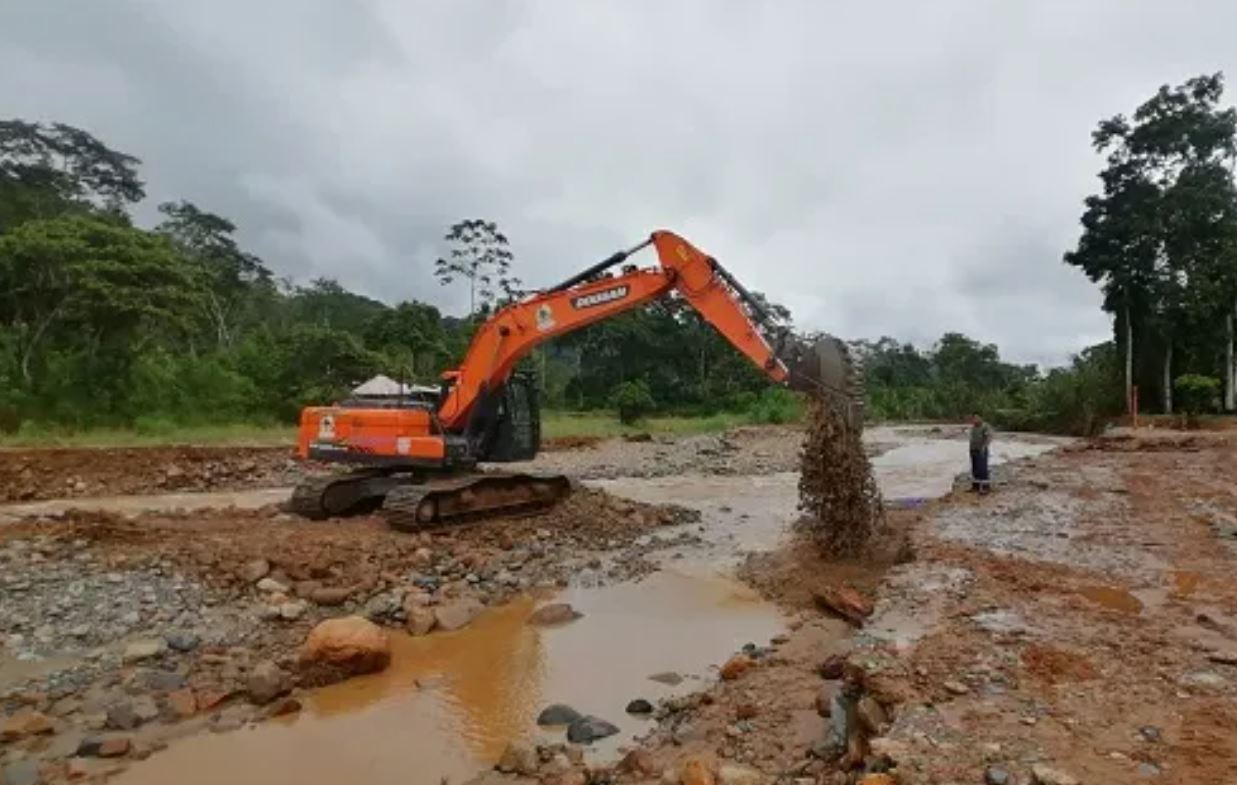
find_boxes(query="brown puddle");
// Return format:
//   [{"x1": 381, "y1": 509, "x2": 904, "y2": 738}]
[
  {"x1": 115, "y1": 570, "x2": 783, "y2": 785},
  {"x1": 1077, "y1": 585, "x2": 1143, "y2": 614}
]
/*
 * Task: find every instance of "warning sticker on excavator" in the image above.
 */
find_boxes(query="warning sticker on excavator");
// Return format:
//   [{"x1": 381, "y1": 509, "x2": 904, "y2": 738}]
[
  {"x1": 572, "y1": 285, "x2": 628, "y2": 310},
  {"x1": 317, "y1": 414, "x2": 336, "y2": 441},
  {"x1": 535, "y1": 303, "x2": 556, "y2": 331}
]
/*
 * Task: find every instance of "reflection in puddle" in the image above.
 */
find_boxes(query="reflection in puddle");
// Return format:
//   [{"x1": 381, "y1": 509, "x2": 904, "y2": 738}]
[{"x1": 116, "y1": 572, "x2": 782, "y2": 785}]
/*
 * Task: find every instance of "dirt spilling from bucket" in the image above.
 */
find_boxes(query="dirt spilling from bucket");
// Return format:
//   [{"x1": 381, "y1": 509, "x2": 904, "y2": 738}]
[{"x1": 795, "y1": 396, "x2": 884, "y2": 556}]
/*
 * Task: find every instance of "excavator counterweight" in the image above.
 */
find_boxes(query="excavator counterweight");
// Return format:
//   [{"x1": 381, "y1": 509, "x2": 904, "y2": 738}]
[{"x1": 288, "y1": 231, "x2": 862, "y2": 530}]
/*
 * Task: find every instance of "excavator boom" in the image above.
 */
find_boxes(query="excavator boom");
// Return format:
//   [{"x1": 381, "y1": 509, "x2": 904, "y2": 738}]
[{"x1": 291, "y1": 230, "x2": 860, "y2": 529}]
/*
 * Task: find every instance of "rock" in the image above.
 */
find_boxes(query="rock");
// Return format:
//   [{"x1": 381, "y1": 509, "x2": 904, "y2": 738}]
[
  {"x1": 144, "y1": 670, "x2": 188, "y2": 692},
  {"x1": 433, "y1": 598, "x2": 484, "y2": 632},
  {"x1": 131, "y1": 696, "x2": 159, "y2": 723},
  {"x1": 240, "y1": 559, "x2": 270, "y2": 583},
  {"x1": 566, "y1": 715, "x2": 620, "y2": 744},
  {"x1": 718, "y1": 765, "x2": 768, "y2": 785},
  {"x1": 105, "y1": 702, "x2": 140, "y2": 731},
  {"x1": 528, "y1": 603, "x2": 583, "y2": 626},
  {"x1": 256, "y1": 577, "x2": 288, "y2": 594},
  {"x1": 735, "y1": 703, "x2": 758, "y2": 720},
  {"x1": 817, "y1": 655, "x2": 847, "y2": 680},
  {"x1": 1030, "y1": 764, "x2": 1079, "y2": 785},
  {"x1": 405, "y1": 605, "x2": 436, "y2": 636},
  {"x1": 495, "y1": 741, "x2": 540, "y2": 775},
  {"x1": 679, "y1": 754, "x2": 717, "y2": 785},
  {"x1": 985, "y1": 766, "x2": 1011, "y2": 785},
  {"x1": 943, "y1": 680, "x2": 970, "y2": 695},
  {"x1": 1180, "y1": 670, "x2": 1227, "y2": 689},
  {"x1": 1, "y1": 711, "x2": 53, "y2": 741},
  {"x1": 77, "y1": 736, "x2": 131, "y2": 758},
  {"x1": 311, "y1": 586, "x2": 353, "y2": 607},
  {"x1": 720, "y1": 655, "x2": 754, "y2": 681},
  {"x1": 164, "y1": 632, "x2": 200, "y2": 653},
  {"x1": 269, "y1": 697, "x2": 302, "y2": 717},
  {"x1": 247, "y1": 661, "x2": 291, "y2": 705},
  {"x1": 279, "y1": 601, "x2": 308, "y2": 621},
  {"x1": 194, "y1": 689, "x2": 231, "y2": 713},
  {"x1": 122, "y1": 639, "x2": 166, "y2": 664},
  {"x1": 856, "y1": 776, "x2": 894, "y2": 785},
  {"x1": 626, "y1": 698, "x2": 654, "y2": 714},
  {"x1": 1139, "y1": 725, "x2": 1162, "y2": 743},
  {"x1": 537, "y1": 704, "x2": 582, "y2": 726},
  {"x1": 300, "y1": 616, "x2": 391, "y2": 675},
  {"x1": 1, "y1": 760, "x2": 39, "y2": 785},
  {"x1": 650, "y1": 671, "x2": 684, "y2": 686},
  {"x1": 812, "y1": 586, "x2": 874, "y2": 625},
  {"x1": 167, "y1": 689, "x2": 197, "y2": 719},
  {"x1": 618, "y1": 749, "x2": 660, "y2": 776},
  {"x1": 816, "y1": 682, "x2": 842, "y2": 717},
  {"x1": 855, "y1": 696, "x2": 888, "y2": 733}
]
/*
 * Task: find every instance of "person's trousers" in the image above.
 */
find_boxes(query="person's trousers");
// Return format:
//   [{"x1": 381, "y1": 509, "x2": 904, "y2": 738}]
[{"x1": 970, "y1": 448, "x2": 990, "y2": 492}]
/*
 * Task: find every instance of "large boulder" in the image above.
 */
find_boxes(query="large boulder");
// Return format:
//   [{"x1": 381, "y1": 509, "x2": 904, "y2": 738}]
[{"x1": 300, "y1": 615, "x2": 391, "y2": 675}]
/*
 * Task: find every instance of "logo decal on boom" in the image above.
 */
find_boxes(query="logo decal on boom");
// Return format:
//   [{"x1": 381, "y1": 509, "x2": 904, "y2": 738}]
[{"x1": 572, "y1": 285, "x2": 629, "y2": 310}]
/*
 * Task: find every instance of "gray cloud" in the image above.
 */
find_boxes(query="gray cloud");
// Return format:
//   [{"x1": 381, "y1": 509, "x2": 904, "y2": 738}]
[{"x1": 3, "y1": 0, "x2": 1236, "y2": 365}]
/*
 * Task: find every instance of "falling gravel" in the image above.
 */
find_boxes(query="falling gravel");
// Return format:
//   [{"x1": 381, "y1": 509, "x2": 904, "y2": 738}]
[{"x1": 795, "y1": 395, "x2": 883, "y2": 556}]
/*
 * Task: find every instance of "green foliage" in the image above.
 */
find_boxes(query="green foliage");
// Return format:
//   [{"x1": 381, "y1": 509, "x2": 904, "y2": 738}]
[
  {"x1": 998, "y1": 343, "x2": 1124, "y2": 435},
  {"x1": 1065, "y1": 73, "x2": 1237, "y2": 412},
  {"x1": 1174, "y1": 374, "x2": 1221, "y2": 415},
  {"x1": 609, "y1": 379, "x2": 656, "y2": 424},
  {"x1": 745, "y1": 387, "x2": 803, "y2": 424}
]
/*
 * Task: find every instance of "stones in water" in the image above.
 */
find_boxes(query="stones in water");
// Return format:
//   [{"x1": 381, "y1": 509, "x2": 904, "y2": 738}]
[
  {"x1": 434, "y1": 598, "x2": 484, "y2": 632},
  {"x1": 537, "y1": 704, "x2": 583, "y2": 726},
  {"x1": 566, "y1": 715, "x2": 619, "y2": 744},
  {"x1": 406, "y1": 605, "x2": 436, "y2": 636},
  {"x1": 649, "y1": 671, "x2": 684, "y2": 686},
  {"x1": 528, "y1": 603, "x2": 583, "y2": 626},
  {"x1": 720, "y1": 655, "x2": 753, "y2": 681},
  {"x1": 496, "y1": 741, "x2": 540, "y2": 776},
  {"x1": 626, "y1": 698, "x2": 654, "y2": 715},
  {"x1": 795, "y1": 396, "x2": 883, "y2": 556}
]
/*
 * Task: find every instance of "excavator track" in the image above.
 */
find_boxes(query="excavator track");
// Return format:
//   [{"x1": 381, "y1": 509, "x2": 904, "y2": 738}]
[
  {"x1": 381, "y1": 473, "x2": 572, "y2": 533},
  {"x1": 288, "y1": 469, "x2": 392, "y2": 520}
]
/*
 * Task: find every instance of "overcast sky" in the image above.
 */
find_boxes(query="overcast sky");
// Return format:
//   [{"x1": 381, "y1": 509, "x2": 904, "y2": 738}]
[{"x1": 4, "y1": 1, "x2": 1237, "y2": 366}]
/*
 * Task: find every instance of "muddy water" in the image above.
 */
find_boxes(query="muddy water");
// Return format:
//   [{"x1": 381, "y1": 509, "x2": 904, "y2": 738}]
[
  {"x1": 116, "y1": 571, "x2": 782, "y2": 785},
  {"x1": 866, "y1": 427, "x2": 1065, "y2": 501}
]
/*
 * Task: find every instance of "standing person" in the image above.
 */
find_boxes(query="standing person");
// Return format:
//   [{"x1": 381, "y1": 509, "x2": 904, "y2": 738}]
[{"x1": 969, "y1": 414, "x2": 992, "y2": 494}]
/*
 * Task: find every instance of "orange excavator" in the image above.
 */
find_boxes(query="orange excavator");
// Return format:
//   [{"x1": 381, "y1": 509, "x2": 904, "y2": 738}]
[{"x1": 291, "y1": 230, "x2": 861, "y2": 531}]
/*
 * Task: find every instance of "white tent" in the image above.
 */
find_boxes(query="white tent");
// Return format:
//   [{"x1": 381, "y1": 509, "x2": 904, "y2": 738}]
[{"x1": 351, "y1": 374, "x2": 438, "y2": 397}]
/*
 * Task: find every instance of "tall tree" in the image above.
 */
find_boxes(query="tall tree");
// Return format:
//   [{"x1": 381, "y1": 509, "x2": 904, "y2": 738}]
[
  {"x1": 1066, "y1": 73, "x2": 1237, "y2": 413},
  {"x1": 434, "y1": 219, "x2": 521, "y2": 317},
  {"x1": 0, "y1": 120, "x2": 145, "y2": 230},
  {"x1": 155, "y1": 200, "x2": 273, "y2": 348}
]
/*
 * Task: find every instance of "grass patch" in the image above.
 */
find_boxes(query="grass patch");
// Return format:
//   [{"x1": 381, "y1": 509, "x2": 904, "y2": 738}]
[{"x1": 0, "y1": 421, "x2": 296, "y2": 448}]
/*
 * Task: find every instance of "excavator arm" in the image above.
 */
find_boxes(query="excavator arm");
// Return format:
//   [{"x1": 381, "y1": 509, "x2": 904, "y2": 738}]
[{"x1": 436, "y1": 230, "x2": 797, "y2": 430}]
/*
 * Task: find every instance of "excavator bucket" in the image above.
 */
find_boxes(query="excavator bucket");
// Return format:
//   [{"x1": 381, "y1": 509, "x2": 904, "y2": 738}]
[{"x1": 781, "y1": 334, "x2": 865, "y2": 423}]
